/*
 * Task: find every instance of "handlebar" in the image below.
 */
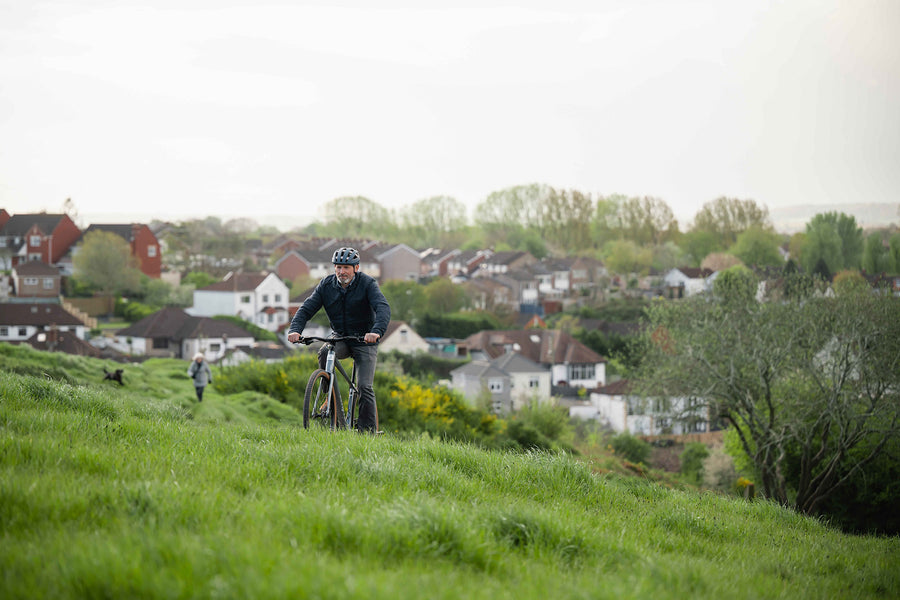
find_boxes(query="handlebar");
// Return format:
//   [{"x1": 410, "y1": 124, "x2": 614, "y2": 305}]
[{"x1": 292, "y1": 335, "x2": 367, "y2": 346}]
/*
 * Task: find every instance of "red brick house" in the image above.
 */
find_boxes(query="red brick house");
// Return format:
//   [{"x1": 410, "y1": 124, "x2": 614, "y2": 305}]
[
  {"x1": 0, "y1": 212, "x2": 81, "y2": 269},
  {"x1": 80, "y1": 224, "x2": 162, "y2": 278},
  {"x1": 12, "y1": 260, "x2": 62, "y2": 297}
]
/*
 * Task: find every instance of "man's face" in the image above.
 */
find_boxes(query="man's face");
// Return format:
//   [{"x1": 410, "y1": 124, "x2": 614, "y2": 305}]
[{"x1": 334, "y1": 263, "x2": 357, "y2": 285}]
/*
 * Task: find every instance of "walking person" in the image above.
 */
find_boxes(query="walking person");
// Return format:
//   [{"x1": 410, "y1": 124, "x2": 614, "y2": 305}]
[
  {"x1": 287, "y1": 247, "x2": 391, "y2": 432},
  {"x1": 188, "y1": 352, "x2": 213, "y2": 402}
]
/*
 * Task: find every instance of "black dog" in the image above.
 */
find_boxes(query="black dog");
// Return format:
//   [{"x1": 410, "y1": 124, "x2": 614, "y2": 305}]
[{"x1": 103, "y1": 368, "x2": 124, "y2": 386}]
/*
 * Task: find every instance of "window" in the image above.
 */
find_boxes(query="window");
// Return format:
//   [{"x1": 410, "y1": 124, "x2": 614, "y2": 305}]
[
  {"x1": 43, "y1": 278, "x2": 54, "y2": 289},
  {"x1": 262, "y1": 294, "x2": 269, "y2": 303},
  {"x1": 488, "y1": 378, "x2": 503, "y2": 393},
  {"x1": 567, "y1": 364, "x2": 595, "y2": 381},
  {"x1": 29, "y1": 235, "x2": 41, "y2": 247},
  {"x1": 18, "y1": 327, "x2": 27, "y2": 337},
  {"x1": 24, "y1": 277, "x2": 38, "y2": 286},
  {"x1": 147, "y1": 245, "x2": 157, "y2": 257},
  {"x1": 209, "y1": 343, "x2": 221, "y2": 352},
  {"x1": 0, "y1": 327, "x2": 7, "y2": 336},
  {"x1": 28, "y1": 253, "x2": 41, "y2": 262},
  {"x1": 267, "y1": 313, "x2": 274, "y2": 323},
  {"x1": 274, "y1": 294, "x2": 281, "y2": 302},
  {"x1": 152, "y1": 338, "x2": 168, "y2": 349},
  {"x1": 529, "y1": 377, "x2": 540, "y2": 388},
  {"x1": 241, "y1": 295, "x2": 251, "y2": 303}
]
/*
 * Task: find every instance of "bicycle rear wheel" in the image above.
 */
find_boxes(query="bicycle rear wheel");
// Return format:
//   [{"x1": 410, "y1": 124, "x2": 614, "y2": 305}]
[{"x1": 303, "y1": 369, "x2": 346, "y2": 430}]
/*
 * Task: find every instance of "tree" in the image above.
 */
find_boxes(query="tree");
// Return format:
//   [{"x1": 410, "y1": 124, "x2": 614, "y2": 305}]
[
  {"x1": 474, "y1": 184, "x2": 548, "y2": 233},
  {"x1": 689, "y1": 197, "x2": 772, "y2": 248},
  {"x1": 679, "y1": 230, "x2": 722, "y2": 266},
  {"x1": 617, "y1": 196, "x2": 676, "y2": 245},
  {"x1": 321, "y1": 196, "x2": 393, "y2": 239},
  {"x1": 381, "y1": 280, "x2": 427, "y2": 325},
  {"x1": 401, "y1": 196, "x2": 468, "y2": 248},
  {"x1": 73, "y1": 231, "x2": 142, "y2": 297},
  {"x1": 803, "y1": 212, "x2": 864, "y2": 273},
  {"x1": 603, "y1": 240, "x2": 652, "y2": 275},
  {"x1": 540, "y1": 188, "x2": 593, "y2": 253},
  {"x1": 635, "y1": 281, "x2": 900, "y2": 521},
  {"x1": 862, "y1": 233, "x2": 893, "y2": 275},
  {"x1": 700, "y1": 252, "x2": 743, "y2": 272},
  {"x1": 729, "y1": 226, "x2": 784, "y2": 268},
  {"x1": 423, "y1": 277, "x2": 467, "y2": 314}
]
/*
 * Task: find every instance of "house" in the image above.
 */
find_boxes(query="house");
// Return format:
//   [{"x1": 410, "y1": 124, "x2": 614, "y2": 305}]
[
  {"x1": 0, "y1": 303, "x2": 87, "y2": 342},
  {"x1": 419, "y1": 248, "x2": 459, "y2": 278},
  {"x1": 273, "y1": 250, "x2": 313, "y2": 283},
  {"x1": 22, "y1": 329, "x2": 101, "y2": 358},
  {"x1": 111, "y1": 307, "x2": 255, "y2": 359},
  {"x1": 0, "y1": 212, "x2": 81, "y2": 270},
  {"x1": 663, "y1": 267, "x2": 717, "y2": 298},
  {"x1": 446, "y1": 250, "x2": 491, "y2": 278},
  {"x1": 79, "y1": 223, "x2": 162, "y2": 278},
  {"x1": 449, "y1": 360, "x2": 511, "y2": 413},
  {"x1": 369, "y1": 243, "x2": 421, "y2": 281},
  {"x1": 12, "y1": 260, "x2": 62, "y2": 298},
  {"x1": 462, "y1": 277, "x2": 515, "y2": 311},
  {"x1": 450, "y1": 351, "x2": 551, "y2": 413},
  {"x1": 461, "y1": 329, "x2": 607, "y2": 390},
  {"x1": 573, "y1": 379, "x2": 712, "y2": 436},
  {"x1": 379, "y1": 321, "x2": 429, "y2": 354},
  {"x1": 476, "y1": 251, "x2": 538, "y2": 277},
  {"x1": 191, "y1": 271, "x2": 291, "y2": 332}
]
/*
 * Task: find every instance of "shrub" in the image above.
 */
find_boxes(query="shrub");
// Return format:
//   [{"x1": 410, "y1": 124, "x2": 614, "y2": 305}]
[
  {"x1": 679, "y1": 442, "x2": 709, "y2": 485},
  {"x1": 609, "y1": 432, "x2": 651, "y2": 464}
]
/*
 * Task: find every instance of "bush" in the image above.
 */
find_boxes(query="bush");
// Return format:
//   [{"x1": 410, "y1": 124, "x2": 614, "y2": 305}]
[
  {"x1": 679, "y1": 442, "x2": 710, "y2": 485},
  {"x1": 609, "y1": 433, "x2": 651, "y2": 464}
]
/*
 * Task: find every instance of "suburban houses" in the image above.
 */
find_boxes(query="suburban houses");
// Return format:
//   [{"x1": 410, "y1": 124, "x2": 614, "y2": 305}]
[{"x1": 4, "y1": 214, "x2": 891, "y2": 438}]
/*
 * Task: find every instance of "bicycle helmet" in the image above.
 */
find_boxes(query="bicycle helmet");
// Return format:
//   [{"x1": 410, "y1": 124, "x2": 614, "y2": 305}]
[{"x1": 332, "y1": 247, "x2": 360, "y2": 265}]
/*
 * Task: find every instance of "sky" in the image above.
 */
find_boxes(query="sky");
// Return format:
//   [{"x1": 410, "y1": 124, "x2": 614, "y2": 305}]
[{"x1": 1, "y1": 0, "x2": 898, "y2": 230}]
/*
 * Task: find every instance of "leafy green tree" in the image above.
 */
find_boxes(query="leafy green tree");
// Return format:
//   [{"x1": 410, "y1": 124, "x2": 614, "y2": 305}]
[
  {"x1": 636, "y1": 278, "x2": 900, "y2": 519},
  {"x1": 183, "y1": 271, "x2": 217, "y2": 288},
  {"x1": 321, "y1": 196, "x2": 393, "y2": 239},
  {"x1": 591, "y1": 194, "x2": 625, "y2": 245},
  {"x1": 679, "y1": 230, "x2": 722, "y2": 266},
  {"x1": 540, "y1": 188, "x2": 593, "y2": 253},
  {"x1": 423, "y1": 277, "x2": 467, "y2": 314},
  {"x1": 803, "y1": 212, "x2": 864, "y2": 273},
  {"x1": 862, "y1": 233, "x2": 893, "y2": 274},
  {"x1": 617, "y1": 196, "x2": 677, "y2": 245},
  {"x1": 603, "y1": 240, "x2": 652, "y2": 275},
  {"x1": 690, "y1": 197, "x2": 772, "y2": 248},
  {"x1": 401, "y1": 196, "x2": 468, "y2": 247},
  {"x1": 729, "y1": 226, "x2": 784, "y2": 268},
  {"x1": 381, "y1": 280, "x2": 427, "y2": 325},
  {"x1": 73, "y1": 230, "x2": 141, "y2": 296},
  {"x1": 474, "y1": 183, "x2": 548, "y2": 234}
]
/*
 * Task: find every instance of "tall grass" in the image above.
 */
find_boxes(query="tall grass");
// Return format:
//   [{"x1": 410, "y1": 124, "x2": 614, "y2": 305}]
[{"x1": 1, "y1": 366, "x2": 898, "y2": 599}]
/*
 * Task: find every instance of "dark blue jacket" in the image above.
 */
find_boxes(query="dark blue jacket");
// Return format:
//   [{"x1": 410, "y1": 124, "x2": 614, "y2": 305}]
[{"x1": 288, "y1": 272, "x2": 391, "y2": 341}]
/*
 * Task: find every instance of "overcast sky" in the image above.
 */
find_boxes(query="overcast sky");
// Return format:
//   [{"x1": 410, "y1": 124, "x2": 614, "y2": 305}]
[{"x1": 1, "y1": 0, "x2": 898, "y2": 229}]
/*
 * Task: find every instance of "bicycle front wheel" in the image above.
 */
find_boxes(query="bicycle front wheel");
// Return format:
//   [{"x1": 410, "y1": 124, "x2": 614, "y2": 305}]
[{"x1": 303, "y1": 369, "x2": 346, "y2": 430}]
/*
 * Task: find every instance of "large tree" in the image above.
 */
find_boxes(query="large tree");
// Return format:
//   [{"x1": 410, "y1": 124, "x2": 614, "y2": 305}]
[
  {"x1": 689, "y1": 197, "x2": 772, "y2": 250},
  {"x1": 400, "y1": 196, "x2": 468, "y2": 248},
  {"x1": 320, "y1": 196, "x2": 393, "y2": 239},
  {"x1": 73, "y1": 230, "x2": 142, "y2": 296},
  {"x1": 729, "y1": 226, "x2": 784, "y2": 268},
  {"x1": 635, "y1": 267, "x2": 900, "y2": 519},
  {"x1": 803, "y1": 212, "x2": 864, "y2": 274},
  {"x1": 617, "y1": 196, "x2": 677, "y2": 246}
]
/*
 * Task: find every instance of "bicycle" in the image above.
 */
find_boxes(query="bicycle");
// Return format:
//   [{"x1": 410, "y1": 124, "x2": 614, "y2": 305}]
[{"x1": 294, "y1": 335, "x2": 379, "y2": 432}]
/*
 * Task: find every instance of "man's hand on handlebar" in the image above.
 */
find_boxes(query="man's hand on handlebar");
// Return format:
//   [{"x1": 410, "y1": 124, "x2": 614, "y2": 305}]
[
  {"x1": 287, "y1": 332, "x2": 303, "y2": 344},
  {"x1": 364, "y1": 332, "x2": 381, "y2": 344}
]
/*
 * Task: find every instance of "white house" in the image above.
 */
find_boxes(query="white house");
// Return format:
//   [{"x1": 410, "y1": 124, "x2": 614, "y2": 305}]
[
  {"x1": 574, "y1": 379, "x2": 712, "y2": 436},
  {"x1": 663, "y1": 267, "x2": 717, "y2": 298},
  {"x1": 450, "y1": 351, "x2": 551, "y2": 413},
  {"x1": 190, "y1": 271, "x2": 291, "y2": 332},
  {"x1": 379, "y1": 321, "x2": 429, "y2": 354},
  {"x1": 0, "y1": 303, "x2": 86, "y2": 342}
]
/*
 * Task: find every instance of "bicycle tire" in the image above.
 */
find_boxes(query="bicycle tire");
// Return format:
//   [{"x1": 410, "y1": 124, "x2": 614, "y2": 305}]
[{"x1": 303, "y1": 369, "x2": 346, "y2": 430}]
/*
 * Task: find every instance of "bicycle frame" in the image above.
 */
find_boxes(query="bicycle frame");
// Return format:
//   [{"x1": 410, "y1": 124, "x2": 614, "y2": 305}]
[{"x1": 297, "y1": 335, "x2": 363, "y2": 429}]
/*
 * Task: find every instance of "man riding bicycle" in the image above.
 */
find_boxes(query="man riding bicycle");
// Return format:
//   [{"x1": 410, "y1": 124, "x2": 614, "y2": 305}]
[{"x1": 287, "y1": 247, "x2": 391, "y2": 433}]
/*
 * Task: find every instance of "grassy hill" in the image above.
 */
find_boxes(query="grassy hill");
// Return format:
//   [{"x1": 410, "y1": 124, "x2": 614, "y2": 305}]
[{"x1": 1, "y1": 345, "x2": 898, "y2": 599}]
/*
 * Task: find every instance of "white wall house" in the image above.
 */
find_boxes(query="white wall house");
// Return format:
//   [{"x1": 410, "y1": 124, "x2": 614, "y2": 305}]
[
  {"x1": 191, "y1": 272, "x2": 291, "y2": 332},
  {"x1": 574, "y1": 380, "x2": 711, "y2": 436},
  {"x1": 662, "y1": 267, "x2": 718, "y2": 298}
]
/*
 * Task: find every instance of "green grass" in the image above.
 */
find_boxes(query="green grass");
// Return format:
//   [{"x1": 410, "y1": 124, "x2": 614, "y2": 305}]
[{"x1": 1, "y1": 346, "x2": 898, "y2": 599}]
